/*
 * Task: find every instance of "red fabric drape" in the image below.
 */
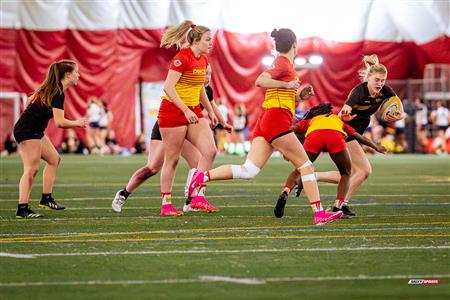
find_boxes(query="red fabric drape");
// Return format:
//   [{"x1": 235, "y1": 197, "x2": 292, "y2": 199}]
[{"x1": 1, "y1": 28, "x2": 449, "y2": 148}]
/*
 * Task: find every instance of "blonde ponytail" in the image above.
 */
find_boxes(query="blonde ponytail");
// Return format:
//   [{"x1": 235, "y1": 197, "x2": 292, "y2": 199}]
[
  {"x1": 160, "y1": 20, "x2": 210, "y2": 50},
  {"x1": 359, "y1": 54, "x2": 387, "y2": 82}
]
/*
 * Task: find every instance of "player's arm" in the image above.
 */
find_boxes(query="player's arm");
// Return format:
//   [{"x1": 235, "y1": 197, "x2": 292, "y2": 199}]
[
  {"x1": 200, "y1": 86, "x2": 217, "y2": 127},
  {"x1": 292, "y1": 120, "x2": 309, "y2": 134},
  {"x1": 53, "y1": 108, "x2": 87, "y2": 128},
  {"x1": 255, "y1": 72, "x2": 299, "y2": 89},
  {"x1": 353, "y1": 132, "x2": 386, "y2": 154},
  {"x1": 210, "y1": 100, "x2": 233, "y2": 133}
]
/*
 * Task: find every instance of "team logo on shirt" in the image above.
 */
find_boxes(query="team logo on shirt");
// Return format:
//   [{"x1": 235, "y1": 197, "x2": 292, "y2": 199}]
[
  {"x1": 174, "y1": 60, "x2": 182, "y2": 67},
  {"x1": 193, "y1": 69, "x2": 206, "y2": 75}
]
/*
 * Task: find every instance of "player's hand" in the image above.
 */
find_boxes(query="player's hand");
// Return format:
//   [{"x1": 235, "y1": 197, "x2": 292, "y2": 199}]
[
  {"x1": 285, "y1": 80, "x2": 300, "y2": 89},
  {"x1": 338, "y1": 104, "x2": 353, "y2": 118},
  {"x1": 375, "y1": 144, "x2": 387, "y2": 154},
  {"x1": 384, "y1": 110, "x2": 403, "y2": 122},
  {"x1": 209, "y1": 112, "x2": 218, "y2": 127},
  {"x1": 77, "y1": 118, "x2": 87, "y2": 128},
  {"x1": 184, "y1": 110, "x2": 198, "y2": 124},
  {"x1": 299, "y1": 85, "x2": 314, "y2": 100},
  {"x1": 222, "y1": 123, "x2": 233, "y2": 133},
  {"x1": 340, "y1": 112, "x2": 357, "y2": 122}
]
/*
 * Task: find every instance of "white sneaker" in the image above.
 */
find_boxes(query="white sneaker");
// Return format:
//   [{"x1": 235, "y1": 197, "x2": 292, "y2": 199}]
[{"x1": 112, "y1": 189, "x2": 127, "y2": 213}]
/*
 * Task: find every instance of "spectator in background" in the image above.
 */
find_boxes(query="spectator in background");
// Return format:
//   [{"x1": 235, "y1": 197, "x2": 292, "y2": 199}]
[
  {"x1": 215, "y1": 98, "x2": 230, "y2": 154},
  {"x1": 430, "y1": 100, "x2": 449, "y2": 154},
  {"x1": 229, "y1": 103, "x2": 248, "y2": 155},
  {"x1": 1, "y1": 133, "x2": 18, "y2": 157},
  {"x1": 104, "y1": 129, "x2": 122, "y2": 155},
  {"x1": 132, "y1": 133, "x2": 147, "y2": 154},
  {"x1": 60, "y1": 128, "x2": 86, "y2": 154},
  {"x1": 86, "y1": 96, "x2": 103, "y2": 154},
  {"x1": 98, "y1": 99, "x2": 113, "y2": 154},
  {"x1": 415, "y1": 98, "x2": 429, "y2": 153}
]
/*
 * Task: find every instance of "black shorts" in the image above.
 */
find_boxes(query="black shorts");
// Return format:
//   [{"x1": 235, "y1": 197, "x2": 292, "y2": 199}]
[
  {"x1": 13, "y1": 129, "x2": 44, "y2": 144},
  {"x1": 345, "y1": 118, "x2": 370, "y2": 142},
  {"x1": 89, "y1": 122, "x2": 100, "y2": 129},
  {"x1": 151, "y1": 122, "x2": 162, "y2": 141}
]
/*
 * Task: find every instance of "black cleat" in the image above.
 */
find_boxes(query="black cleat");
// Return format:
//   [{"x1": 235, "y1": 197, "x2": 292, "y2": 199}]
[
  {"x1": 274, "y1": 191, "x2": 288, "y2": 218},
  {"x1": 295, "y1": 182, "x2": 303, "y2": 197},
  {"x1": 39, "y1": 197, "x2": 65, "y2": 210},
  {"x1": 16, "y1": 205, "x2": 42, "y2": 219},
  {"x1": 332, "y1": 205, "x2": 356, "y2": 218}
]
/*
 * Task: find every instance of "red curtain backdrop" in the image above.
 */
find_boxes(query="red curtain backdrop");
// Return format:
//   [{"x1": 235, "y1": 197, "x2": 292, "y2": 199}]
[{"x1": 1, "y1": 27, "x2": 449, "y2": 148}]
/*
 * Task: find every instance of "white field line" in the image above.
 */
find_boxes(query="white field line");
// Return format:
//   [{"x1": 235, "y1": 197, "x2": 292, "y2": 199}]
[
  {"x1": 1, "y1": 225, "x2": 449, "y2": 237},
  {"x1": 0, "y1": 182, "x2": 448, "y2": 187},
  {"x1": 0, "y1": 245, "x2": 449, "y2": 259},
  {"x1": 0, "y1": 274, "x2": 448, "y2": 287},
  {"x1": 1, "y1": 202, "x2": 450, "y2": 211},
  {"x1": 1, "y1": 194, "x2": 449, "y2": 202},
  {"x1": 1, "y1": 213, "x2": 450, "y2": 222}
]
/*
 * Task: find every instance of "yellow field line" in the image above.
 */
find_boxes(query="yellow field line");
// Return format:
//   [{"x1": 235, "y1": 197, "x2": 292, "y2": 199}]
[
  {"x1": 2, "y1": 221, "x2": 450, "y2": 242},
  {"x1": 1, "y1": 233, "x2": 449, "y2": 244}
]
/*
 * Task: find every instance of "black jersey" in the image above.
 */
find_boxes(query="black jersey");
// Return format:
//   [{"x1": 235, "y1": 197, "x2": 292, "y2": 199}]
[
  {"x1": 13, "y1": 92, "x2": 65, "y2": 143},
  {"x1": 200, "y1": 85, "x2": 214, "y2": 110},
  {"x1": 345, "y1": 82, "x2": 396, "y2": 120}
]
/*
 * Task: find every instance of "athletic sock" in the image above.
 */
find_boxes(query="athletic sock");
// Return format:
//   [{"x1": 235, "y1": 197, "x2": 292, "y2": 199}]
[
  {"x1": 335, "y1": 197, "x2": 345, "y2": 209},
  {"x1": 198, "y1": 184, "x2": 206, "y2": 196},
  {"x1": 310, "y1": 201, "x2": 323, "y2": 213},
  {"x1": 161, "y1": 192, "x2": 172, "y2": 205},
  {"x1": 41, "y1": 193, "x2": 52, "y2": 200},
  {"x1": 121, "y1": 188, "x2": 130, "y2": 198}
]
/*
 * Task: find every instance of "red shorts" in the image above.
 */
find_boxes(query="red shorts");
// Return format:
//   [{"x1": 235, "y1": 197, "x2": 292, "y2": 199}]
[
  {"x1": 252, "y1": 108, "x2": 293, "y2": 142},
  {"x1": 158, "y1": 99, "x2": 204, "y2": 128},
  {"x1": 304, "y1": 130, "x2": 347, "y2": 154}
]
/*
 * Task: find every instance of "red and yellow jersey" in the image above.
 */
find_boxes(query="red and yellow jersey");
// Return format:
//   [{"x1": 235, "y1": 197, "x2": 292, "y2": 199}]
[
  {"x1": 262, "y1": 56, "x2": 298, "y2": 115},
  {"x1": 295, "y1": 114, "x2": 356, "y2": 138},
  {"x1": 162, "y1": 48, "x2": 208, "y2": 106}
]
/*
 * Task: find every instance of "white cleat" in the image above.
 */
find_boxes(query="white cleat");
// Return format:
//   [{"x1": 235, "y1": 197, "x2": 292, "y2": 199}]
[
  {"x1": 183, "y1": 203, "x2": 199, "y2": 213},
  {"x1": 184, "y1": 168, "x2": 196, "y2": 198},
  {"x1": 112, "y1": 189, "x2": 127, "y2": 213}
]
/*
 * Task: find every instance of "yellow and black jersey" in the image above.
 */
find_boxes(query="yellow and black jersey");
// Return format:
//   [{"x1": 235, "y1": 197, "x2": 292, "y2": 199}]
[{"x1": 345, "y1": 82, "x2": 396, "y2": 119}]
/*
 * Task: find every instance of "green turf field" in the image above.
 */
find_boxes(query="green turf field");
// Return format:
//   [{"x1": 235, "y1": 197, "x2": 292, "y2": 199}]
[{"x1": 0, "y1": 154, "x2": 449, "y2": 300}]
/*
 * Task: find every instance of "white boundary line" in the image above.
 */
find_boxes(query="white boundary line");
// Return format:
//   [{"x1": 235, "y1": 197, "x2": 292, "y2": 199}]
[
  {"x1": 1, "y1": 245, "x2": 449, "y2": 259},
  {"x1": 0, "y1": 182, "x2": 448, "y2": 187},
  {"x1": 1, "y1": 202, "x2": 449, "y2": 211},
  {"x1": 1, "y1": 213, "x2": 450, "y2": 222},
  {"x1": 1, "y1": 194, "x2": 448, "y2": 202},
  {"x1": 0, "y1": 274, "x2": 448, "y2": 287}
]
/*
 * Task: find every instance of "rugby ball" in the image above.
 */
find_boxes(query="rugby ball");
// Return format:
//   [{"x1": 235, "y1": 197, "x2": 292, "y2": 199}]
[{"x1": 379, "y1": 96, "x2": 404, "y2": 121}]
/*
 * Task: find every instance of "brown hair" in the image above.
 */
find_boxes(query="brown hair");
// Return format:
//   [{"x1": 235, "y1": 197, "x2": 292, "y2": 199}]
[
  {"x1": 160, "y1": 20, "x2": 210, "y2": 49},
  {"x1": 359, "y1": 55, "x2": 387, "y2": 82},
  {"x1": 270, "y1": 28, "x2": 296, "y2": 53},
  {"x1": 31, "y1": 60, "x2": 77, "y2": 107}
]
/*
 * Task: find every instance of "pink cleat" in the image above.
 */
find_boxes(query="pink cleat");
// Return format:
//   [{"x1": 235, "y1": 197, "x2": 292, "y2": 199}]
[
  {"x1": 160, "y1": 203, "x2": 184, "y2": 217},
  {"x1": 314, "y1": 210, "x2": 343, "y2": 226},
  {"x1": 190, "y1": 196, "x2": 220, "y2": 213},
  {"x1": 188, "y1": 170, "x2": 205, "y2": 197}
]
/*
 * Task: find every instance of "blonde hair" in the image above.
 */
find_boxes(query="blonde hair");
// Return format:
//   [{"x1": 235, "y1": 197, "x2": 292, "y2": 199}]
[
  {"x1": 31, "y1": 60, "x2": 77, "y2": 107},
  {"x1": 160, "y1": 20, "x2": 210, "y2": 49},
  {"x1": 359, "y1": 55, "x2": 387, "y2": 82}
]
